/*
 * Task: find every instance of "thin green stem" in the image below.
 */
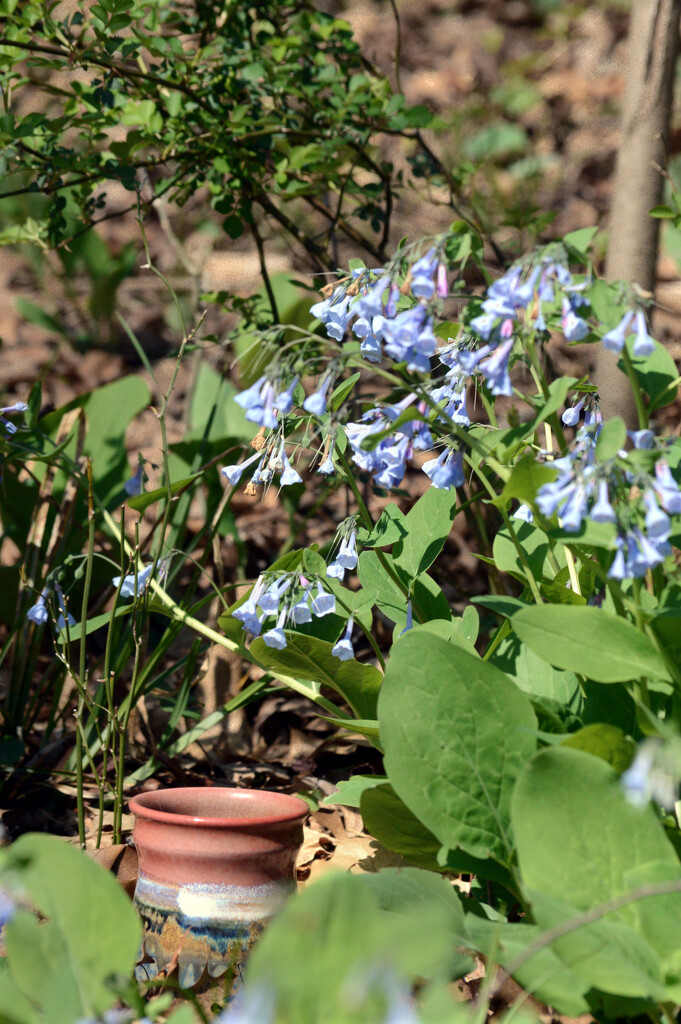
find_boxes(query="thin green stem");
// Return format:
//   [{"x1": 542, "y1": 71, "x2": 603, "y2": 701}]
[{"x1": 621, "y1": 346, "x2": 649, "y2": 430}]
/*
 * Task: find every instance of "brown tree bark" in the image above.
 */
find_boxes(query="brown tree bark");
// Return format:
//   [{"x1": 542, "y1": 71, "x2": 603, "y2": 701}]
[{"x1": 595, "y1": 0, "x2": 681, "y2": 427}]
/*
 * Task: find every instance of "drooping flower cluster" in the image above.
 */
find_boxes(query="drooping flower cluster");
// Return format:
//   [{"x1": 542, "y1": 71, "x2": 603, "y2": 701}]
[
  {"x1": 222, "y1": 435, "x2": 302, "y2": 491},
  {"x1": 531, "y1": 412, "x2": 681, "y2": 578},
  {"x1": 311, "y1": 249, "x2": 443, "y2": 372},
  {"x1": 326, "y1": 520, "x2": 359, "y2": 581},
  {"x1": 112, "y1": 564, "x2": 155, "y2": 598},
  {"x1": 344, "y1": 385, "x2": 465, "y2": 491},
  {"x1": 230, "y1": 572, "x2": 354, "y2": 660},
  {"x1": 26, "y1": 582, "x2": 76, "y2": 631},
  {"x1": 602, "y1": 309, "x2": 655, "y2": 357}
]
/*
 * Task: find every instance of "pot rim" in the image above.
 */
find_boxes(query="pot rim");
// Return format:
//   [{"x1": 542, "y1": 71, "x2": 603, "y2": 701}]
[{"x1": 129, "y1": 786, "x2": 309, "y2": 828}]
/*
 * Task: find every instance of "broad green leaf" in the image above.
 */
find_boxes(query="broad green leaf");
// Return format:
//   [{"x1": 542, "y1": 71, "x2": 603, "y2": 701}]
[
  {"x1": 393, "y1": 486, "x2": 457, "y2": 578},
  {"x1": 472, "y1": 595, "x2": 529, "y2": 618},
  {"x1": 246, "y1": 872, "x2": 470, "y2": 1023},
  {"x1": 14, "y1": 297, "x2": 65, "y2": 336},
  {"x1": 55, "y1": 603, "x2": 133, "y2": 644},
  {"x1": 356, "y1": 503, "x2": 408, "y2": 548},
  {"x1": 489, "y1": 634, "x2": 582, "y2": 706},
  {"x1": 329, "y1": 372, "x2": 360, "y2": 411},
  {"x1": 492, "y1": 522, "x2": 548, "y2": 584},
  {"x1": 357, "y1": 550, "x2": 450, "y2": 628},
  {"x1": 499, "y1": 455, "x2": 556, "y2": 506},
  {"x1": 406, "y1": 619, "x2": 477, "y2": 656},
  {"x1": 361, "y1": 783, "x2": 445, "y2": 871},
  {"x1": 588, "y1": 279, "x2": 629, "y2": 331},
  {"x1": 318, "y1": 716, "x2": 381, "y2": 743},
  {"x1": 188, "y1": 361, "x2": 251, "y2": 439},
  {"x1": 511, "y1": 605, "x2": 671, "y2": 683},
  {"x1": 40, "y1": 377, "x2": 151, "y2": 506},
  {"x1": 525, "y1": 889, "x2": 666, "y2": 1002},
  {"x1": 621, "y1": 337, "x2": 680, "y2": 411},
  {"x1": 379, "y1": 632, "x2": 537, "y2": 864},
  {"x1": 251, "y1": 633, "x2": 382, "y2": 720},
  {"x1": 464, "y1": 916, "x2": 591, "y2": 1017},
  {"x1": 1, "y1": 835, "x2": 140, "y2": 1023},
  {"x1": 512, "y1": 747, "x2": 681, "y2": 998},
  {"x1": 548, "y1": 517, "x2": 617, "y2": 549},
  {"x1": 360, "y1": 867, "x2": 467, "y2": 940},
  {"x1": 0, "y1": 959, "x2": 40, "y2": 1024}
]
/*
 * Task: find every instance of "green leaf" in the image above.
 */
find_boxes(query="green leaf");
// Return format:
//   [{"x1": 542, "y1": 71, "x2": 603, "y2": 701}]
[
  {"x1": 620, "y1": 337, "x2": 680, "y2": 411},
  {"x1": 465, "y1": 916, "x2": 591, "y2": 1017},
  {"x1": 499, "y1": 455, "x2": 557, "y2": 506},
  {"x1": 246, "y1": 872, "x2": 471, "y2": 1022},
  {"x1": 361, "y1": 866, "x2": 467, "y2": 939},
  {"x1": 360, "y1": 783, "x2": 446, "y2": 870},
  {"x1": 329, "y1": 372, "x2": 360, "y2": 412},
  {"x1": 0, "y1": 959, "x2": 40, "y2": 1024},
  {"x1": 472, "y1": 595, "x2": 529, "y2": 618},
  {"x1": 127, "y1": 474, "x2": 202, "y2": 512},
  {"x1": 321, "y1": 774, "x2": 387, "y2": 808},
  {"x1": 511, "y1": 605, "x2": 671, "y2": 683},
  {"x1": 393, "y1": 486, "x2": 457, "y2": 579},
  {"x1": 14, "y1": 297, "x2": 66, "y2": 336},
  {"x1": 42, "y1": 377, "x2": 150, "y2": 506},
  {"x1": 650, "y1": 205, "x2": 675, "y2": 219},
  {"x1": 406, "y1": 619, "x2": 477, "y2": 656},
  {"x1": 318, "y1": 716, "x2": 381, "y2": 743},
  {"x1": 512, "y1": 746, "x2": 681, "y2": 999},
  {"x1": 492, "y1": 521, "x2": 548, "y2": 585},
  {"x1": 464, "y1": 121, "x2": 528, "y2": 161},
  {"x1": 561, "y1": 723, "x2": 635, "y2": 772},
  {"x1": 489, "y1": 634, "x2": 582, "y2": 706},
  {"x1": 251, "y1": 633, "x2": 382, "y2": 720},
  {"x1": 357, "y1": 550, "x2": 450, "y2": 628},
  {"x1": 356, "y1": 503, "x2": 408, "y2": 548},
  {"x1": 563, "y1": 226, "x2": 599, "y2": 253},
  {"x1": 188, "y1": 361, "x2": 252, "y2": 439},
  {"x1": 379, "y1": 632, "x2": 537, "y2": 864},
  {"x1": 1, "y1": 835, "x2": 140, "y2": 1023},
  {"x1": 595, "y1": 416, "x2": 626, "y2": 461},
  {"x1": 55, "y1": 603, "x2": 133, "y2": 644}
]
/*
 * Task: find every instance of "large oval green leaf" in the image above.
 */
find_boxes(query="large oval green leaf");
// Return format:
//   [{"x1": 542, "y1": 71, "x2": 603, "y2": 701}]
[
  {"x1": 511, "y1": 604, "x2": 670, "y2": 683},
  {"x1": 379, "y1": 632, "x2": 536, "y2": 865},
  {"x1": 511, "y1": 747, "x2": 681, "y2": 999}
]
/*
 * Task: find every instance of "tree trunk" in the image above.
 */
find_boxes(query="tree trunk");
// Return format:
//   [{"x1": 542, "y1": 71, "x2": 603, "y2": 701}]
[{"x1": 595, "y1": 0, "x2": 681, "y2": 426}]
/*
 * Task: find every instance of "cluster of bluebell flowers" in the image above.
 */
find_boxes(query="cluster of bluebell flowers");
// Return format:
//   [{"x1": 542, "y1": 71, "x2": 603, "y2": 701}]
[
  {"x1": 222, "y1": 434, "x2": 303, "y2": 492},
  {"x1": 344, "y1": 389, "x2": 465, "y2": 491},
  {"x1": 112, "y1": 564, "x2": 155, "y2": 598},
  {"x1": 326, "y1": 520, "x2": 359, "y2": 581},
  {"x1": 311, "y1": 249, "x2": 443, "y2": 372},
  {"x1": 602, "y1": 308, "x2": 656, "y2": 357},
  {"x1": 231, "y1": 572, "x2": 356, "y2": 661},
  {"x1": 529, "y1": 402, "x2": 681, "y2": 579},
  {"x1": 26, "y1": 582, "x2": 76, "y2": 631}
]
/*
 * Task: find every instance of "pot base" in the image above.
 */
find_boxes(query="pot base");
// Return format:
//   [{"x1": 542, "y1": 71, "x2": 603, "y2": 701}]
[{"x1": 133, "y1": 872, "x2": 295, "y2": 989}]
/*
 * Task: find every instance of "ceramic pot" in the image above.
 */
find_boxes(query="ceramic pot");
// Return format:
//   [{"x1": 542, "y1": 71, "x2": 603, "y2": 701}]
[{"x1": 129, "y1": 787, "x2": 307, "y2": 993}]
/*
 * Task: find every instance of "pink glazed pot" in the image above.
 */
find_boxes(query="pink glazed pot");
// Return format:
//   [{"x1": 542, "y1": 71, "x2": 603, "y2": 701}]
[{"x1": 129, "y1": 787, "x2": 307, "y2": 993}]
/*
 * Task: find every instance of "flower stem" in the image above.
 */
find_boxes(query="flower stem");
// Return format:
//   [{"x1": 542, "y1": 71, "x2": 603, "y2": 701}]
[{"x1": 621, "y1": 346, "x2": 649, "y2": 430}]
